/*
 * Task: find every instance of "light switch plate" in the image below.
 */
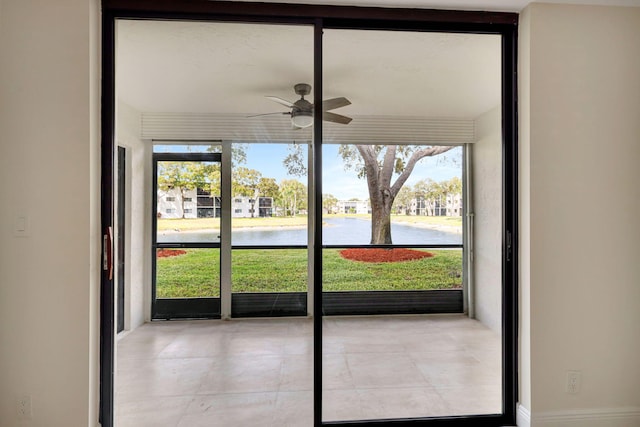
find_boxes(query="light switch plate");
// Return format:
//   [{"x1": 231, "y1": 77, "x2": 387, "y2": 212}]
[{"x1": 13, "y1": 214, "x2": 29, "y2": 237}]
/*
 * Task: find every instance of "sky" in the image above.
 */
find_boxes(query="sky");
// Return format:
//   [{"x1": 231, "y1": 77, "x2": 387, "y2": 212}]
[
  {"x1": 246, "y1": 144, "x2": 462, "y2": 200},
  {"x1": 155, "y1": 143, "x2": 462, "y2": 200}
]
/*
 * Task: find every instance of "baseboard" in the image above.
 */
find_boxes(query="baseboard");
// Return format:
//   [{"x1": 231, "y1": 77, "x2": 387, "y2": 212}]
[
  {"x1": 520, "y1": 406, "x2": 640, "y2": 427},
  {"x1": 517, "y1": 404, "x2": 531, "y2": 427}
]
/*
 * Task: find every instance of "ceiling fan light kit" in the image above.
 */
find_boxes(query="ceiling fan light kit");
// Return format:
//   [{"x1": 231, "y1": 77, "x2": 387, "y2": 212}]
[
  {"x1": 252, "y1": 83, "x2": 352, "y2": 128},
  {"x1": 291, "y1": 111, "x2": 314, "y2": 128}
]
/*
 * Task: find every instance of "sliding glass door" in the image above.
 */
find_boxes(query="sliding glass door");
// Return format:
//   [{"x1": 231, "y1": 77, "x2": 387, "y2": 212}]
[
  {"x1": 321, "y1": 28, "x2": 504, "y2": 422},
  {"x1": 106, "y1": 7, "x2": 517, "y2": 427}
]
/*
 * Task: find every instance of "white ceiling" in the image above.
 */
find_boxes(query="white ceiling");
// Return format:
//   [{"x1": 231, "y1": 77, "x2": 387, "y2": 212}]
[
  {"x1": 223, "y1": 0, "x2": 640, "y2": 12},
  {"x1": 117, "y1": 20, "x2": 501, "y2": 120},
  {"x1": 115, "y1": 0, "x2": 640, "y2": 125}
]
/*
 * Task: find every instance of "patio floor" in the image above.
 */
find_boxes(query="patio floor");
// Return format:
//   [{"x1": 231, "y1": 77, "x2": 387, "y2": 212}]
[{"x1": 115, "y1": 314, "x2": 501, "y2": 427}]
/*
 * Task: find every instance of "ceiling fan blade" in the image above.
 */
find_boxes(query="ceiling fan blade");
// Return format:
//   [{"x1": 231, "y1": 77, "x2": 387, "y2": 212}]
[
  {"x1": 323, "y1": 111, "x2": 352, "y2": 125},
  {"x1": 322, "y1": 97, "x2": 351, "y2": 111},
  {"x1": 247, "y1": 112, "x2": 290, "y2": 118},
  {"x1": 266, "y1": 96, "x2": 295, "y2": 108}
]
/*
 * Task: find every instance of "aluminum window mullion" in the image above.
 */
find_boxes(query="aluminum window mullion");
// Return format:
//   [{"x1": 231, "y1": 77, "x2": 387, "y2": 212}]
[{"x1": 220, "y1": 141, "x2": 232, "y2": 319}]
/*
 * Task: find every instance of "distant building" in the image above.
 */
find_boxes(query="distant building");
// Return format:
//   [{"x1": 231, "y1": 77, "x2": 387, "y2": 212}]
[
  {"x1": 336, "y1": 200, "x2": 371, "y2": 214},
  {"x1": 408, "y1": 194, "x2": 462, "y2": 216},
  {"x1": 335, "y1": 195, "x2": 461, "y2": 217},
  {"x1": 157, "y1": 188, "x2": 272, "y2": 218},
  {"x1": 232, "y1": 196, "x2": 273, "y2": 218}
]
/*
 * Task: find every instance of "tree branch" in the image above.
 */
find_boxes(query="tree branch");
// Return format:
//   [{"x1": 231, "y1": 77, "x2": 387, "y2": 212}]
[{"x1": 390, "y1": 146, "x2": 454, "y2": 197}]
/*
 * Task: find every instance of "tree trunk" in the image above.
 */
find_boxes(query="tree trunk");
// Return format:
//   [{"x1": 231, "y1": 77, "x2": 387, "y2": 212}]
[
  {"x1": 370, "y1": 194, "x2": 393, "y2": 244},
  {"x1": 180, "y1": 188, "x2": 186, "y2": 219}
]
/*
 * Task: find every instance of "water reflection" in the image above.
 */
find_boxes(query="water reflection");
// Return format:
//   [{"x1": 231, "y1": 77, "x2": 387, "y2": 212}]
[{"x1": 158, "y1": 217, "x2": 461, "y2": 245}]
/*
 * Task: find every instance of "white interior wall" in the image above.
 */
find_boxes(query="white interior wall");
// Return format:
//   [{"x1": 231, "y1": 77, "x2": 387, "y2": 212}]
[
  {"x1": 0, "y1": 1, "x2": 100, "y2": 426},
  {"x1": 472, "y1": 106, "x2": 502, "y2": 334},
  {"x1": 116, "y1": 101, "x2": 151, "y2": 331},
  {"x1": 517, "y1": 4, "x2": 532, "y2": 416},
  {"x1": 520, "y1": 3, "x2": 640, "y2": 424}
]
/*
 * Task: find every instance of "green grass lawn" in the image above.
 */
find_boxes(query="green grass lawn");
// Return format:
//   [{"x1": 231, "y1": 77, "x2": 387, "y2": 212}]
[{"x1": 156, "y1": 248, "x2": 462, "y2": 298}]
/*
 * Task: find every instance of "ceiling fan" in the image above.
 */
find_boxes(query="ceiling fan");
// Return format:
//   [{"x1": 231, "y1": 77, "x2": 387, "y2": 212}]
[{"x1": 249, "y1": 83, "x2": 352, "y2": 128}]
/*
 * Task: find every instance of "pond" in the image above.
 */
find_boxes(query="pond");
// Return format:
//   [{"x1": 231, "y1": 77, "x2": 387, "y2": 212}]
[{"x1": 159, "y1": 217, "x2": 462, "y2": 246}]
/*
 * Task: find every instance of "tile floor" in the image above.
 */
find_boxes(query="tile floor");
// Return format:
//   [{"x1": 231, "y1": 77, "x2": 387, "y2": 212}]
[{"x1": 115, "y1": 315, "x2": 501, "y2": 427}]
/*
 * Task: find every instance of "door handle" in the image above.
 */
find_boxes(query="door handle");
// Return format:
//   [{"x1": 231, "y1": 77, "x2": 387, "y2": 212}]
[{"x1": 103, "y1": 226, "x2": 113, "y2": 280}]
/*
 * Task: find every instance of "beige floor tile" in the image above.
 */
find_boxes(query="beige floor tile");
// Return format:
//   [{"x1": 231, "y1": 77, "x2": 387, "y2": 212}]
[
  {"x1": 357, "y1": 386, "x2": 452, "y2": 420},
  {"x1": 115, "y1": 396, "x2": 191, "y2": 427},
  {"x1": 279, "y1": 354, "x2": 313, "y2": 392},
  {"x1": 197, "y1": 354, "x2": 283, "y2": 394},
  {"x1": 322, "y1": 353, "x2": 356, "y2": 390},
  {"x1": 177, "y1": 392, "x2": 278, "y2": 427},
  {"x1": 322, "y1": 389, "x2": 366, "y2": 421},
  {"x1": 435, "y1": 384, "x2": 502, "y2": 415},
  {"x1": 117, "y1": 358, "x2": 214, "y2": 399},
  {"x1": 346, "y1": 352, "x2": 428, "y2": 388},
  {"x1": 156, "y1": 333, "x2": 231, "y2": 359},
  {"x1": 273, "y1": 391, "x2": 314, "y2": 427},
  {"x1": 414, "y1": 357, "x2": 501, "y2": 388},
  {"x1": 116, "y1": 315, "x2": 504, "y2": 426}
]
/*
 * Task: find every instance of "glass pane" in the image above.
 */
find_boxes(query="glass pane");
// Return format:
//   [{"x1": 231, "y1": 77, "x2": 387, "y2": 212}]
[
  {"x1": 231, "y1": 142, "x2": 308, "y2": 246},
  {"x1": 322, "y1": 28, "x2": 502, "y2": 421},
  {"x1": 156, "y1": 248, "x2": 220, "y2": 298},
  {"x1": 156, "y1": 160, "x2": 221, "y2": 243},
  {"x1": 118, "y1": 18, "x2": 314, "y2": 427}
]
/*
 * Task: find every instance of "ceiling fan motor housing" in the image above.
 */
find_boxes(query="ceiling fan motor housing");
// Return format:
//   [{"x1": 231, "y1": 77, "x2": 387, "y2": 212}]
[
  {"x1": 294, "y1": 83, "x2": 312, "y2": 97},
  {"x1": 293, "y1": 98, "x2": 313, "y2": 114}
]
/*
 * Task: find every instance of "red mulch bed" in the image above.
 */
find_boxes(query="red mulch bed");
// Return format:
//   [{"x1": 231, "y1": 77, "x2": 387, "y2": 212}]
[
  {"x1": 339, "y1": 248, "x2": 434, "y2": 263},
  {"x1": 157, "y1": 249, "x2": 187, "y2": 258}
]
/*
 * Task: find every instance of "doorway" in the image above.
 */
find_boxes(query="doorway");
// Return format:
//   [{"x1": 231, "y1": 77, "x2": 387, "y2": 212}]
[
  {"x1": 152, "y1": 152, "x2": 222, "y2": 319},
  {"x1": 102, "y1": 4, "x2": 518, "y2": 427}
]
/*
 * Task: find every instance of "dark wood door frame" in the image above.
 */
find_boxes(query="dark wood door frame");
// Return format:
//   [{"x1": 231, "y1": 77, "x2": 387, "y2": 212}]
[{"x1": 100, "y1": 2, "x2": 518, "y2": 426}]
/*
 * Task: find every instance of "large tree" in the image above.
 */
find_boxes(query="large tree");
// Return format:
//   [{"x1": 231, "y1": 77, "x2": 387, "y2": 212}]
[
  {"x1": 392, "y1": 185, "x2": 413, "y2": 215},
  {"x1": 157, "y1": 161, "x2": 204, "y2": 218},
  {"x1": 322, "y1": 193, "x2": 339, "y2": 214},
  {"x1": 413, "y1": 178, "x2": 441, "y2": 216},
  {"x1": 257, "y1": 177, "x2": 280, "y2": 199},
  {"x1": 278, "y1": 179, "x2": 307, "y2": 217},
  {"x1": 232, "y1": 167, "x2": 262, "y2": 217},
  {"x1": 339, "y1": 145, "x2": 454, "y2": 244},
  {"x1": 441, "y1": 176, "x2": 462, "y2": 204}
]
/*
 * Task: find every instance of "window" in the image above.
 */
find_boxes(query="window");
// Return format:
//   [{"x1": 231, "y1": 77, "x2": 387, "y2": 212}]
[
  {"x1": 184, "y1": 208, "x2": 193, "y2": 213},
  {"x1": 234, "y1": 198, "x2": 242, "y2": 203},
  {"x1": 166, "y1": 196, "x2": 175, "y2": 202},
  {"x1": 184, "y1": 197, "x2": 192, "y2": 202},
  {"x1": 165, "y1": 208, "x2": 175, "y2": 214},
  {"x1": 234, "y1": 209, "x2": 242, "y2": 214}
]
